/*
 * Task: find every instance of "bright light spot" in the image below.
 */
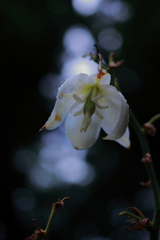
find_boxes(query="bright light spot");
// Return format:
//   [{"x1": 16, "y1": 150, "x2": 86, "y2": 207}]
[
  {"x1": 28, "y1": 166, "x2": 58, "y2": 190},
  {"x1": 72, "y1": 0, "x2": 102, "y2": 16},
  {"x1": 99, "y1": 0, "x2": 133, "y2": 23},
  {"x1": 61, "y1": 57, "x2": 98, "y2": 79},
  {"x1": 39, "y1": 73, "x2": 62, "y2": 99},
  {"x1": 39, "y1": 129, "x2": 87, "y2": 169},
  {"x1": 98, "y1": 28, "x2": 123, "y2": 51},
  {"x1": 13, "y1": 149, "x2": 35, "y2": 173},
  {"x1": 12, "y1": 188, "x2": 35, "y2": 211},
  {"x1": 40, "y1": 130, "x2": 94, "y2": 186},
  {"x1": 54, "y1": 157, "x2": 95, "y2": 185},
  {"x1": 27, "y1": 130, "x2": 95, "y2": 189},
  {"x1": 63, "y1": 26, "x2": 95, "y2": 56}
]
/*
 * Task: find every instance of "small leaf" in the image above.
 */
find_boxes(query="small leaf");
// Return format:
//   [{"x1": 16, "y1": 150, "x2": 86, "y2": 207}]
[
  {"x1": 25, "y1": 229, "x2": 42, "y2": 240},
  {"x1": 125, "y1": 218, "x2": 152, "y2": 231}
]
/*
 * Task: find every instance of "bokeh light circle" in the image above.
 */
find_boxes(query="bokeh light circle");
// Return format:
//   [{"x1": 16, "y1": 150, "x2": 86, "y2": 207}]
[
  {"x1": 61, "y1": 57, "x2": 98, "y2": 79},
  {"x1": 98, "y1": 28, "x2": 123, "y2": 51},
  {"x1": 54, "y1": 157, "x2": 95, "y2": 185},
  {"x1": 72, "y1": 0, "x2": 102, "y2": 16},
  {"x1": 99, "y1": 0, "x2": 133, "y2": 23},
  {"x1": 26, "y1": 130, "x2": 95, "y2": 190},
  {"x1": 63, "y1": 26, "x2": 95, "y2": 56}
]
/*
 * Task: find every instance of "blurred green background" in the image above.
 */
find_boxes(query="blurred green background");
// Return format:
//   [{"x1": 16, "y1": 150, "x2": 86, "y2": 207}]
[{"x1": 1, "y1": 0, "x2": 160, "y2": 239}]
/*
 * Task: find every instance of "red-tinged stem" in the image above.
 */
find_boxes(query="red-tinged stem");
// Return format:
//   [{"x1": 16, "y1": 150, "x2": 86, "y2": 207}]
[{"x1": 129, "y1": 110, "x2": 160, "y2": 240}]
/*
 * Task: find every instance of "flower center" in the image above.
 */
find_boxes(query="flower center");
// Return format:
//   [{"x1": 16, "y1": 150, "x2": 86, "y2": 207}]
[{"x1": 73, "y1": 86, "x2": 108, "y2": 132}]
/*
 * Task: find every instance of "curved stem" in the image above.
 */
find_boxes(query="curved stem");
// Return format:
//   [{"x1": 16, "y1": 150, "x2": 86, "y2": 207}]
[
  {"x1": 119, "y1": 211, "x2": 142, "y2": 221},
  {"x1": 43, "y1": 203, "x2": 57, "y2": 240},
  {"x1": 148, "y1": 114, "x2": 160, "y2": 125},
  {"x1": 42, "y1": 197, "x2": 69, "y2": 240},
  {"x1": 130, "y1": 110, "x2": 160, "y2": 240},
  {"x1": 129, "y1": 110, "x2": 149, "y2": 155}
]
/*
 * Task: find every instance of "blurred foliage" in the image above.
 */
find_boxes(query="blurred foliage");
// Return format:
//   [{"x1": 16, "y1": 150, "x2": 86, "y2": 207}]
[{"x1": 1, "y1": 0, "x2": 160, "y2": 240}]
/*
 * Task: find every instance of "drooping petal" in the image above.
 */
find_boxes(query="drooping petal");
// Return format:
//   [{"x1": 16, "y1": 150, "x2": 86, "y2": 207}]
[
  {"x1": 43, "y1": 97, "x2": 76, "y2": 130},
  {"x1": 115, "y1": 127, "x2": 130, "y2": 148},
  {"x1": 65, "y1": 103, "x2": 102, "y2": 150},
  {"x1": 41, "y1": 75, "x2": 82, "y2": 130},
  {"x1": 99, "y1": 85, "x2": 129, "y2": 141},
  {"x1": 58, "y1": 74, "x2": 81, "y2": 97}
]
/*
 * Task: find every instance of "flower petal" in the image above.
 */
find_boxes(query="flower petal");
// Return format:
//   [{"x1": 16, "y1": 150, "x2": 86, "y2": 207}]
[
  {"x1": 43, "y1": 97, "x2": 75, "y2": 130},
  {"x1": 98, "y1": 72, "x2": 111, "y2": 85},
  {"x1": 115, "y1": 127, "x2": 130, "y2": 148},
  {"x1": 42, "y1": 75, "x2": 81, "y2": 130},
  {"x1": 58, "y1": 73, "x2": 87, "y2": 97},
  {"x1": 100, "y1": 85, "x2": 129, "y2": 141},
  {"x1": 65, "y1": 104, "x2": 102, "y2": 150},
  {"x1": 89, "y1": 72, "x2": 111, "y2": 85},
  {"x1": 74, "y1": 74, "x2": 95, "y2": 94},
  {"x1": 42, "y1": 73, "x2": 95, "y2": 131}
]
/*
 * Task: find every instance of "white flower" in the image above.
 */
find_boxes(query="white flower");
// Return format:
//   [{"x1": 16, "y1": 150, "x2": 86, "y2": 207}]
[{"x1": 40, "y1": 62, "x2": 130, "y2": 150}]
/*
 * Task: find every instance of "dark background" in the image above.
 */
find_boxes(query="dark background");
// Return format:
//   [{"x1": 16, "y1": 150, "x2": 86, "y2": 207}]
[{"x1": 1, "y1": 0, "x2": 160, "y2": 240}]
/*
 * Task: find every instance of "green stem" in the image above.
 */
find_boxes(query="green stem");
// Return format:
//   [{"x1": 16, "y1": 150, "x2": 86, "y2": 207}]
[
  {"x1": 148, "y1": 114, "x2": 160, "y2": 125},
  {"x1": 119, "y1": 211, "x2": 142, "y2": 221},
  {"x1": 130, "y1": 110, "x2": 160, "y2": 240},
  {"x1": 43, "y1": 203, "x2": 57, "y2": 240},
  {"x1": 129, "y1": 110, "x2": 149, "y2": 155}
]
